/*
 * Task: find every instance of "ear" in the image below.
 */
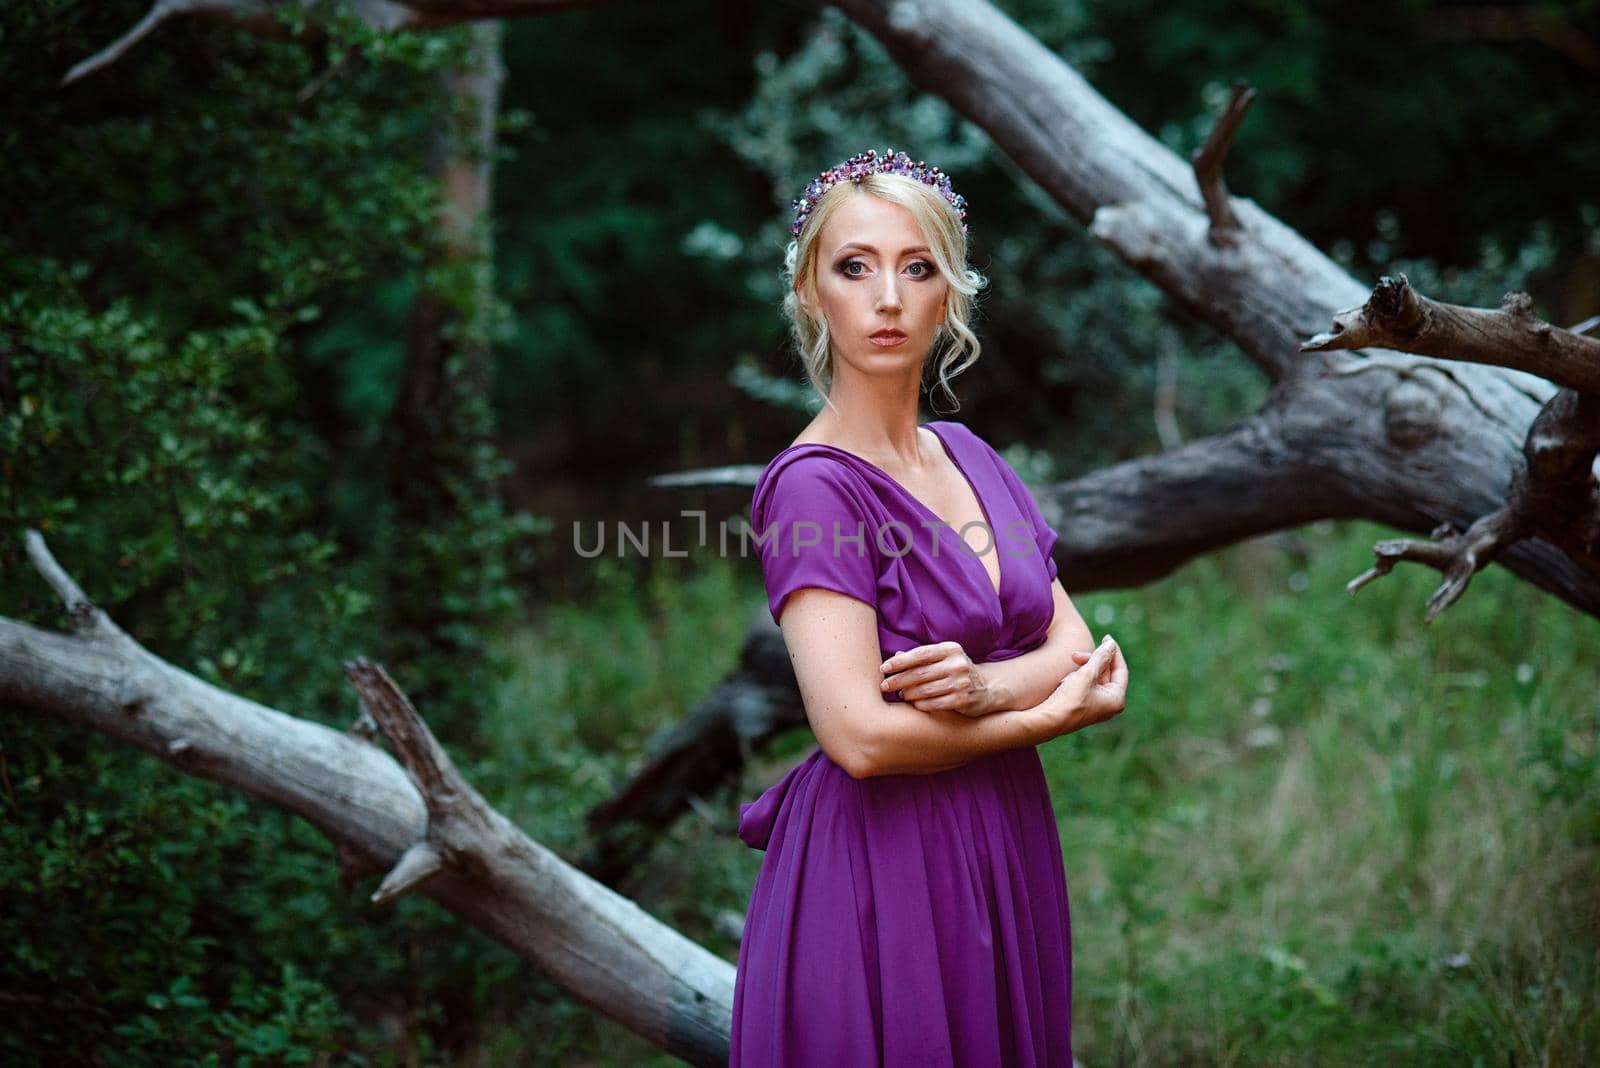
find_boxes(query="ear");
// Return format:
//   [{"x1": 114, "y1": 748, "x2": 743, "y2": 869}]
[{"x1": 794, "y1": 281, "x2": 815, "y2": 316}]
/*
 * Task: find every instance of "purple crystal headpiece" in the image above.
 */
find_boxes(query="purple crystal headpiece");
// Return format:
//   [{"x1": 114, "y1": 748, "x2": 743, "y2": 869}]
[{"x1": 790, "y1": 148, "x2": 969, "y2": 239}]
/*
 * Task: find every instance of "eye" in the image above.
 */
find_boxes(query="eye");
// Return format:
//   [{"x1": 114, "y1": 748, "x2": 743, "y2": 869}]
[
  {"x1": 905, "y1": 259, "x2": 936, "y2": 278},
  {"x1": 836, "y1": 257, "x2": 868, "y2": 277}
]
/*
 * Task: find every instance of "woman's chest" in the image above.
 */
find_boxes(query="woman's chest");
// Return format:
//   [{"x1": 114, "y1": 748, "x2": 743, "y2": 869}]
[{"x1": 877, "y1": 462, "x2": 1002, "y2": 598}]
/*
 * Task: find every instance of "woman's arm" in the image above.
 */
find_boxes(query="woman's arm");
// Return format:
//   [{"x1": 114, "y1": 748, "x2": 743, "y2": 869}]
[
  {"x1": 780, "y1": 585, "x2": 1099, "y2": 778},
  {"x1": 975, "y1": 580, "x2": 1095, "y2": 714},
  {"x1": 880, "y1": 580, "x2": 1095, "y2": 717}
]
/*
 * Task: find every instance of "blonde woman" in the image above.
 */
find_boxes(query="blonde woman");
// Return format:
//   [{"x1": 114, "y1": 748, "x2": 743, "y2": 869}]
[{"x1": 730, "y1": 149, "x2": 1130, "y2": 1066}]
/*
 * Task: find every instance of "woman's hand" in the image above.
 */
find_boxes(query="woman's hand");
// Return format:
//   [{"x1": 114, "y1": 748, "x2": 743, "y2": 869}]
[
  {"x1": 1042, "y1": 635, "x2": 1129, "y2": 738},
  {"x1": 880, "y1": 641, "x2": 999, "y2": 718}
]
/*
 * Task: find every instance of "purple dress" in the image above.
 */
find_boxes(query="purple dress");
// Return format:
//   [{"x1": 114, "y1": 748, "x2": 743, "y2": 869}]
[{"x1": 730, "y1": 420, "x2": 1073, "y2": 1066}]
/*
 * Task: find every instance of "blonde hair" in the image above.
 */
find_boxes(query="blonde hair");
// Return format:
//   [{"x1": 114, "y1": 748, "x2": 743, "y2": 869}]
[{"x1": 782, "y1": 173, "x2": 987, "y2": 412}]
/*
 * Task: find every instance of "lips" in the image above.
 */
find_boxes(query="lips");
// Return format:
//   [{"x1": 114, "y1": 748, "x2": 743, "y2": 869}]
[{"x1": 869, "y1": 329, "x2": 907, "y2": 340}]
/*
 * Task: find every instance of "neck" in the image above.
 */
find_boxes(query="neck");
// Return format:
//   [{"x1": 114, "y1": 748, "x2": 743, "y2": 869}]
[{"x1": 814, "y1": 361, "x2": 930, "y2": 469}]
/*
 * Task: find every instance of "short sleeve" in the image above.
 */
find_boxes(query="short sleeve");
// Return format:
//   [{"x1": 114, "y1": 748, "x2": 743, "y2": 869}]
[
  {"x1": 990, "y1": 448, "x2": 1061, "y2": 583},
  {"x1": 753, "y1": 456, "x2": 880, "y2": 625}
]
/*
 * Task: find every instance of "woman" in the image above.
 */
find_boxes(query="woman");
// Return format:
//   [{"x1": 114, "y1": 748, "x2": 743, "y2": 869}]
[{"x1": 730, "y1": 149, "x2": 1130, "y2": 1067}]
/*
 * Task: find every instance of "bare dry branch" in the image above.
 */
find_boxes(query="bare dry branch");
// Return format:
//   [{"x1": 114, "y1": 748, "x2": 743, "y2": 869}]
[
  {"x1": 1191, "y1": 79, "x2": 1255, "y2": 246},
  {"x1": 1301, "y1": 275, "x2": 1600, "y2": 394},
  {"x1": 63, "y1": 0, "x2": 223, "y2": 87},
  {"x1": 371, "y1": 840, "x2": 446, "y2": 904},
  {"x1": 649, "y1": 464, "x2": 767, "y2": 489},
  {"x1": 1348, "y1": 516, "x2": 1520, "y2": 621},
  {"x1": 22, "y1": 529, "x2": 119, "y2": 639},
  {"x1": 1347, "y1": 385, "x2": 1600, "y2": 614},
  {"x1": 344, "y1": 658, "x2": 479, "y2": 823}
]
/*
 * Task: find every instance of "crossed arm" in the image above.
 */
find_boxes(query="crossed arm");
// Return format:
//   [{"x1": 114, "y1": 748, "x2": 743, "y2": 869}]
[
  {"x1": 778, "y1": 581, "x2": 1112, "y2": 779},
  {"x1": 879, "y1": 580, "x2": 1094, "y2": 716}
]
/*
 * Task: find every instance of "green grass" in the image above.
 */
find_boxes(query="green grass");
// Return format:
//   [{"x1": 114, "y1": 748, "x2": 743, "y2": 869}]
[
  {"x1": 472, "y1": 521, "x2": 1599, "y2": 1066},
  {"x1": 1053, "y1": 521, "x2": 1599, "y2": 1067}
]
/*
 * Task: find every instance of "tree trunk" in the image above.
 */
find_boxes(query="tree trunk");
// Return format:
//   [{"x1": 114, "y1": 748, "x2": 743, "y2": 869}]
[{"x1": 381, "y1": 20, "x2": 511, "y2": 718}]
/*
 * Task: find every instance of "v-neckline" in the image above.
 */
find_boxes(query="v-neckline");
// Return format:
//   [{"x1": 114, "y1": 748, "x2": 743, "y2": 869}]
[{"x1": 776, "y1": 422, "x2": 1006, "y2": 602}]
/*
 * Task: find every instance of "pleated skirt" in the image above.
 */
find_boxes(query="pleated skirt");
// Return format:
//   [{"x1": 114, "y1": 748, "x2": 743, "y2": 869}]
[{"x1": 729, "y1": 745, "x2": 1073, "y2": 1067}]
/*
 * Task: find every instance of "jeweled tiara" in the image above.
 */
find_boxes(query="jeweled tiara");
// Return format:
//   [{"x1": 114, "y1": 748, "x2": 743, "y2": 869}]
[{"x1": 790, "y1": 148, "x2": 969, "y2": 239}]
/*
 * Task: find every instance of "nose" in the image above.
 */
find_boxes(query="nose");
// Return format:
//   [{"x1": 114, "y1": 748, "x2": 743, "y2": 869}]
[{"x1": 875, "y1": 272, "x2": 902, "y2": 314}]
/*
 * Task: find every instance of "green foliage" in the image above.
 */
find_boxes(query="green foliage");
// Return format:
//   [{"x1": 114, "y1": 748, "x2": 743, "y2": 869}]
[
  {"x1": 1, "y1": 261, "x2": 376, "y2": 706},
  {"x1": 1048, "y1": 521, "x2": 1600, "y2": 1065},
  {"x1": 0, "y1": 1, "x2": 482, "y2": 706},
  {"x1": 1, "y1": 3, "x2": 537, "y2": 1061},
  {"x1": 1068, "y1": 0, "x2": 1600, "y2": 267},
  {"x1": 0, "y1": 708, "x2": 542, "y2": 1063},
  {"x1": 488, "y1": 4, "x2": 800, "y2": 462},
  {"x1": 1, "y1": 723, "x2": 346, "y2": 1063}
]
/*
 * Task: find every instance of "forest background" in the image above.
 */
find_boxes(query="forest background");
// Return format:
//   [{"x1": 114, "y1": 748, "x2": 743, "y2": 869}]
[{"x1": 2, "y1": 0, "x2": 1598, "y2": 1064}]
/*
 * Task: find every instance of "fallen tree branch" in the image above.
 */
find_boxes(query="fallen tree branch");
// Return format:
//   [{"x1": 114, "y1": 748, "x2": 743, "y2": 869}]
[
  {"x1": 654, "y1": 387, "x2": 1600, "y2": 611},
  {"x1": 827, "y1": 0, "x2": 1600, "y2": 617},
  {"x1": 1, "y1": 530, "x2": 735, "y2": 1067},
  {"x1": 1301, "y1": 281, "x2": 1600, "y2": 613},
  {"x1": 1302, "y1": 275, "x2": 1600, "y2": 394}
]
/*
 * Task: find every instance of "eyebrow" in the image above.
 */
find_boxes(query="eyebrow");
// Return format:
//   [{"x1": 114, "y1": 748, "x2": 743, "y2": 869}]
[{"x1": 834, "y1": 242, "x2": 931, "y2": 256}]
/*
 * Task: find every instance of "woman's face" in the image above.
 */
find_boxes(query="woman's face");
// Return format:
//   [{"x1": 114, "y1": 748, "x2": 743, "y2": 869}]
[{"x1": 802, "y1": 191, "x2": 949, "y2": 381}]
